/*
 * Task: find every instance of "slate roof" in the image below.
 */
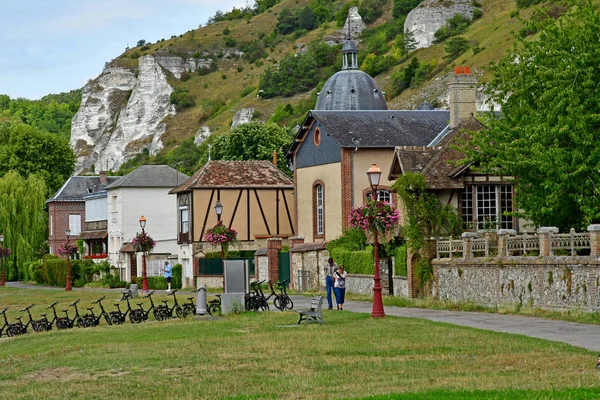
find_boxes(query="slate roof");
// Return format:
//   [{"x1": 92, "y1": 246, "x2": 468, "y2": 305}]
[
  {"x1": 316, "y1": 70, "x2": 388, "y2": 111},
  {"x1": 389, "y1": 116, "x2": 487, "y2": 190},
  {"x1": 105, "y1": 165, "x2": 189, "y2": 189},
  {"x1": 47, "y1": 175, "x2": 120, "y2": 203},
  {"x1": 170, "y1": 160, "x2": 293, "y2": 193}
]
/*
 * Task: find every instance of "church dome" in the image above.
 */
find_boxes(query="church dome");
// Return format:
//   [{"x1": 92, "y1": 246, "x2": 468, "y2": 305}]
[{"x1": 315, "y1": 39, "x2": 388, "y2": 111}]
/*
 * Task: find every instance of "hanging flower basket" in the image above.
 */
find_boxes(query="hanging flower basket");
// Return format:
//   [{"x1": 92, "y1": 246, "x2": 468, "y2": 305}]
[
  {"x1": 205, "y1": 222, "x2": 237, "y2": 245},
  {"x1": 348, "y1": 199, "x2": 401, "y2": 242},
  {"x1": 132, "y1": 231, "x2": 156, "y2": 253},
  {"x1": 0, "y1": 247, "x2": 10, "y2": 258},
  {"x1": 57, "y1": 243, "x2": 78, "y2": 256}
]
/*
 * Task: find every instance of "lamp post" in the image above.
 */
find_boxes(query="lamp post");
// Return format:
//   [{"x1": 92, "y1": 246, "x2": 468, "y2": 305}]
[
  {"x1": 367, "y1": 163, "x2": 385, "y2": 318},
  {"x1": 139, "y1": 215, "x2": 149, "y2": 293},
  {"x1": 214, "y1": 201, "x2": 225, "y2": 290},
  {"x1": 65, "y1": 229, "x2": 72, "y2": 291},
  {"x1": 0, "y1": 234, "x2": 5, "y2": 287}
]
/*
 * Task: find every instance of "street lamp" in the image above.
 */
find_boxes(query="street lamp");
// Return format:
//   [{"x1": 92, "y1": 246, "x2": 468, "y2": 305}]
[
  {"x1": 139, "y1": 216, "x2": 149, "y2": 293},
  {"x1": 65, "y1": 229, "x2": 72, "y2": 291},
  {"x1": 214, "y1": 200, "x2": 223, "y2": 223},
  {"x1": 367, "y1": 163, "x2": 385, "y2": 318},
  {"x1": 0, "y1": 234, "x2": 5, "y2": 287},
  {"x1": 215, "y1": 201, "x2": 225, "y2": 290}
]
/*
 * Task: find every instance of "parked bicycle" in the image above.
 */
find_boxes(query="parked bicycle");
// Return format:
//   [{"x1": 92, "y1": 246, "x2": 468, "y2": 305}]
[
  {"x1": 0, "y1": 308, "x2": 21, "y2": 337},
  {"x1": 60, "y1": 299, "x2": 86, "y2": 329},
  {"x1": 110, "y1": 291, "x2": 142, "y2": 324},
  {"x1": 85, "y1": 296, "x2": 113, "y2": 327},
  {"x1": 207, "y1": 294, "x2": 221, "y2": 316},
  {"x1": 46, "y1": 301, "x2": 68, "y2": 330},
  {"x1": 160, "y1": 289, "x2": 183, "y2": 319},
  {"x1": 136, "y1": 290, "x2": 168, "y2": 322},
  {"x1": 182, "y1": 290, "x2": 198, "y2": 318},
  {"x1": 272, "y1": 279, "x2": 293, "y2": 311},
  {"x1": 247, "y1": 280, "x2": 269, "y2": 311},
  {"x1": 21, "y1": 304, "x2": 49, "y2": 333}
]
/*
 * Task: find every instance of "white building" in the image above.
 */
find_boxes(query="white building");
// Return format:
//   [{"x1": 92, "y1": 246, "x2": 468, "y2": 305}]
[{"x1": 106, "y1": 165, "x2": 190, "y2": 283}]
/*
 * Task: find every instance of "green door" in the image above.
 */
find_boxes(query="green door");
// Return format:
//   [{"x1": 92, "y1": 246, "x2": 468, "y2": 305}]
[{"x1": 278, "y1": 251, "x2": 290, "y2": 284}]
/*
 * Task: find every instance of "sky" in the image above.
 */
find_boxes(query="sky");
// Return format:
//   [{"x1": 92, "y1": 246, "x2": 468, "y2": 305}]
[{"x1": 0, "y1": 0, "x2": 245, "y2": 100}]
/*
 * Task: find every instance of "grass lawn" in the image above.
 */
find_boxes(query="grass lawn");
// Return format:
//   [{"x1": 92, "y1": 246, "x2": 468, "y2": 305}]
[{"x1": 0, "y1": 288, "x2": 599, "y2": 399}]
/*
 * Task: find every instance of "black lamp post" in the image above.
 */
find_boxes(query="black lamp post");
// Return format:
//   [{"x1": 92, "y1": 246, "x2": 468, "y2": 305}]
[
  {"x1": 367, "y1": 163, "x2": 385, "y2": 318},
  {"x1": 139, "y1": 215, "x2": 149, "y2": 293},
  {"x1": 0, "y1": 234, "x2": 5, "y2": 287},
  {"x1": 214, "y1": 201, "x2": 225, "y2": 290},
  {"x1": 65, "y1": 229, "x2": 72, "y2": 291}
]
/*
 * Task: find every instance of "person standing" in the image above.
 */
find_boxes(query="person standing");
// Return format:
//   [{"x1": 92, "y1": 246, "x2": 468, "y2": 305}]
[
  {"x1": 333, "y1": 264, "x2": 347, "y2": 310},
  {"x1": 323, "y1": 257, "x2": 337, "y2": 310},
  {"x1": 162, "y1": 261, "x2": 173, "y2": 292}
]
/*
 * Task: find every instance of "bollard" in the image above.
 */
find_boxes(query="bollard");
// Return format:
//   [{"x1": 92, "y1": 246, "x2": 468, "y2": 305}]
[
  {"x1": 196, "y1": 285, "x2": 208, "y2": 315},
  {"x1": 129, "y1": 284, "x2": 139, "y2": 298}
]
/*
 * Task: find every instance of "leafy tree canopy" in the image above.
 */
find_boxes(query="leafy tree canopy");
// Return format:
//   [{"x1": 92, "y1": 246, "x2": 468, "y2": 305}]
[
  {"x1": 202, "y1": 121, "x2": 294, "y2": 173},
  {"x1": 463, "y1": 1, "x2": 600, "y2": 230},
  {"x1": 0, "y1": 123, "x2": 75, "y2": 195}
]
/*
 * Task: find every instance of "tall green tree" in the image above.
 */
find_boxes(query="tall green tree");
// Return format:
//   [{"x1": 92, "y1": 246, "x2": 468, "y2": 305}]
[
  {"x1": 0, "y1": 171, "x2": 47, "y2": 281},
  {"x1": 204, "y1": 121, "x2": 293, "y2": 173},
  {"x1": 463, "y1": 1, "x2": 600, "y2": 230},
  {"x1": 0, "y1": 123, "x2": 75, "y2": 196}
]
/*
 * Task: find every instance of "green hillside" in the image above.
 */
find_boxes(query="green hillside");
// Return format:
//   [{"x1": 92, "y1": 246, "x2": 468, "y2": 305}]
[{"x1": 97, "y1": 0, "x2": 574, "y2": 173}]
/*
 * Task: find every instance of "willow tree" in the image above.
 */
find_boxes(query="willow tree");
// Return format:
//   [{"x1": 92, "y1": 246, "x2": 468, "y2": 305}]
[{"x1": 0, "y1": 171, "x2": 47, "y2": 280}]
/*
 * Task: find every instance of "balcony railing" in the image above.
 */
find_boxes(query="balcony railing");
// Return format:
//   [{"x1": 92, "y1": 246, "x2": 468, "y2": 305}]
[{"x1": 84, "y1": 220, "x2": 107, "y2": 231}]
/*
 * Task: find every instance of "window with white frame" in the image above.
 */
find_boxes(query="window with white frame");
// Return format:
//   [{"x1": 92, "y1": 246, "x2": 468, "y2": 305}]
[
  {"x1": 180, "y1": 207, "x2": 189, "y2": 233},
  {"x1": 461, "y1": 185, "x2": 514, "y2": 230},
  {"x1": 367, "y1": 189, "x2": 392, "y2": 204},
  {"x1": 69, "y1": 214, "x2": 82, "y2": 235},
  {"x1": 315, "y1": 184, "x2": 324, "y2": 236}
]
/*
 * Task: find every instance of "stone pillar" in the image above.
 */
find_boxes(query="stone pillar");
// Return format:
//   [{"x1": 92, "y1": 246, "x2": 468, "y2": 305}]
[
  {"x1": 497, "y1": 229, "x2": 516, "y2": 257},
  {"x1": 289, "y1": 236, "x2": 304, "y2": 249},
  {"x1": 587, "y1": 225, "x2": 600, "y2": 257},
  {"x1": 538, "y1": 227, "x2": 559, "y2": 257},
  {"x1": 267, "y1": 238, "x2": 282, "y2": 283},
  {"x1": 461, "y1": 232, "x2": 478, "y2": 258}
]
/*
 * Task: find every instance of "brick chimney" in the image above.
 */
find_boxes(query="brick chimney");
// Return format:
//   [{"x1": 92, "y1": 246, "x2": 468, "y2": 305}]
[
  {"x1": 448, "y1": 66, "x2": 477, "y2": 128},
  {"x1": 99, "y1": 170, "x2": 107, "y2": 185},
  {"x1": 272, "y1": 150, "x2": 278, "y2": 166}
]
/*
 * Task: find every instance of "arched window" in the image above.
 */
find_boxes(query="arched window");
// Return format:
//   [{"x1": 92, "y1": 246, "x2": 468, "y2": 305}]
[
  {"x1": 366, "y1": 189, "x2": 393, "y2": 205},
  {"x1": 313, "y1": 182, "x2": 325, "y2": 238},
  {"x1": 314, "y1": 127, "x2": 321, "y2": 146}
]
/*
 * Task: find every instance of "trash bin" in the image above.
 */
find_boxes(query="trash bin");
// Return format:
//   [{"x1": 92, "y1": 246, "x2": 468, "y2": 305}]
[
  {"x1": 196, "y1": 285, "x2": 207, "y2": 315},
  {"x1": 129, "y1": 284, "x2": 139, "y2": 298}
]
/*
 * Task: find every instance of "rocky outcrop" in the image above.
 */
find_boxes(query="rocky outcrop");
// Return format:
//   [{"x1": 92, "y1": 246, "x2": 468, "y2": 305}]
[
  {"x1": 194, "y1": 126, "x2": 211, "y2": 145},
  {"x1": 155, "y1": 56, "x2": 212, "y2": 79},
  {"x1": 405, "y1": 0, "x2": 473, "y2": 50},
  {"x1": 71, "y1": 55, "x2": 176, "y2": 172},
  {"x1": 231, "y1": 108, "x2": 254, "y2": 128},
  {"x1": 324, "y1": 7, "x2": 366, "y2": 45}
]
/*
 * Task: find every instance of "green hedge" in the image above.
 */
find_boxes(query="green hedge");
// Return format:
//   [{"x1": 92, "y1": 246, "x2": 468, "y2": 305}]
[
  {"x1": 132, "y1": 276, "x2": 168, "y2": 290},
  {"x1": 329, "y1": 247, "x2": 374, "y2": 275},
  {"x1": 395, "y1": 244, "x2": 408, "y2": 277},
  {"x1": 172, "y1": 264, "x2": 182, "y2": 289},
  {"x1": 42, "y1": 256, "x2": 67, "y2": 286}
]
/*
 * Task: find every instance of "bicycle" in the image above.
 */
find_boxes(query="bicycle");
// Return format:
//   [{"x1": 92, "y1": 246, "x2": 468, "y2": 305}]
[
  {"x1": 111, "y1": 291, "x2": 142, "y2": 324},
  {"x1": 248, "y1": 280, "x2": 269, "y2": 311},
  {"x1": 136, "y1": 290, "x2": 167, "y2": 322},
  {"x1": 21, "y1": 304, "x2": 49, "y2": 333},
  {"x1": 0, "y1": 308, "x2": 21, "y2": 337},
  {"x1": 60, "y1": 299, "x2": 86, "y2": 329},
  {"x1": 47, "y1": 301, "x2": 70, "y2": 330},
  {"x1": 182, "y1": 289, "x2": 198, "y2": 318},
  {"x1": 160, "y1": 289, "x2": 183, "y2": 319},
  {"x1": 207, "y1": 294, "x2": 221, "y2": 315},
  {"x1": 273, "y1": 279, "x2": 294, "y2": 311},
  {"x1": 85, "y1": 296, "x2": 113, "y2": 327}
]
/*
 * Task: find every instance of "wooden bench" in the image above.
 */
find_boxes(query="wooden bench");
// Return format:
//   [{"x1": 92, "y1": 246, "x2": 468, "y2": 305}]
[{"x1": 296, "y1": 296, "x2": 324, "y2": 325}]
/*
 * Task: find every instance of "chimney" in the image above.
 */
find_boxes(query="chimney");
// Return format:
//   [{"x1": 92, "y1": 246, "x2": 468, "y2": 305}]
[
  {"x1": 448, "y1": 66, "x2": 477, "y2": 128},
  {"x1": 272, "y1": 150, "x2": 278, "y2": 166},
  {"x1": 99, "y1": 170, "x2": 107, "y2": 185}
]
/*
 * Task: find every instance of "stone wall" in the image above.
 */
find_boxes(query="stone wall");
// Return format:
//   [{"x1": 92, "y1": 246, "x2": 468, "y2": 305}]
[
  {"x1": 433, "y1": 257, "x2": 600, "y2": 310},
  {"x1": 392, "y1": 277, "x2": 409, "y2": 297},
  {"x1": 196, "y1": 276, "x2": 223, "y2": 289}
]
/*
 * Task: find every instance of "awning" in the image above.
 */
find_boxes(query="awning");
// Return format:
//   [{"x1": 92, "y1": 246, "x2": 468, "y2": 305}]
[
  {"x1": 79, "y1": 230, "x2": 108, "y2": 240},
  {"x1": 119, "y1": 242, "x2": 136, "y2": 253}
]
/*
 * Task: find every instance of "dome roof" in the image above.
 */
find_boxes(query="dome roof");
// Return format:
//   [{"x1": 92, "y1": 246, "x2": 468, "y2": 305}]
[{"x1": 315, "y1": 69, "x2": 388, "y2": 111}]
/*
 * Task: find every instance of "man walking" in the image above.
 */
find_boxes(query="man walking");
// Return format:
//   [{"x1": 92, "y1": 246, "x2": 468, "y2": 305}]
[
  {"x1": 163, "y1": 261, "x2": 173, "y2": 292},
  {"x1": 324, "y1": 257, "x2": 337, "y2": 310}
]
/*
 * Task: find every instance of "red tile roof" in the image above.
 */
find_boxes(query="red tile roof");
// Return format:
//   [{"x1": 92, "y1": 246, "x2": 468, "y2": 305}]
[{"x1": 170, "y1": 160, "x2": 293, "y2": 193}]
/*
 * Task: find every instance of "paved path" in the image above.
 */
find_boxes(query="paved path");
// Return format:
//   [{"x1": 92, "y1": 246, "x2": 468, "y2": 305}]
[
  {"x1": 290, "y1": 296, "x2": 600, "y2": 352},
  {"x1": 6, "y1": 283, "x2": 599, "y2": 351}
]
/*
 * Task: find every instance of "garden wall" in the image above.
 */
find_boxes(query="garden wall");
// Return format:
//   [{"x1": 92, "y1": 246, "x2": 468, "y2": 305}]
[{"x1": 433, "y1": 257, "x2": 600, "y2": 310}]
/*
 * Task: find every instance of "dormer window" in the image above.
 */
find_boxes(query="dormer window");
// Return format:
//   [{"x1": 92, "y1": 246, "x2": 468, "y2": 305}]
[{"x1": 314, "y1": 128, "x2": 321, "y2": 146}]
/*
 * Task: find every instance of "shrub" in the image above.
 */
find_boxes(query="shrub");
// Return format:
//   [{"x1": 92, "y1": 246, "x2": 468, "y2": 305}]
[
  {"x1": 132, "y1": 276, "x2": 168, "y2": 290},
  {"x1": 395, "y1": 244, "x2": 408, "y2": 276},
  {"x1": 173, "y1": 264, "x2": 183, "y2": 289},
  {"x1": 240, "y1": 86, "x2": 256, "y2": 97},
  {"x1": 42, "y1": 255, "x2": 66, "y2": 287},
  {"x1": 434, "y1": 14, "x2": 471, "y2": 42},
  {"x1": 170, "y1": 88, "x2": 195, "y2": 111},
  {"x1": 472, "y1": 8, "x2": 483, "y2": 20},
  {"x1": 224, "y1": 36, "x2": 237, "y2": 47},
  {"x1": 444, "y1": 36, "x2": 470, "y2": 61},
  {"x1": 392, "y1": 0, "x2": 421, "y2": 18},
  {"x1": 329, "y1": 248, "x2": 374, "y2": 275}
]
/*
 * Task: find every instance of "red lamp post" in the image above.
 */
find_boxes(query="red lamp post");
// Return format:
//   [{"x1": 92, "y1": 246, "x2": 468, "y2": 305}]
[
  {"x1": 367, "y1": 163, "x2": 385, "y2": 318},
  {"x1": 65, "y1": 229, "x2": 72, "y2": 291},
  {"x1": 214, "y1": 201, "x2": 225, "y2": 291},
  {"x1": 0, "y1": 234, "x2": 5, "y2": 287},
  {"x1": 140, "y1": 216, "x2": 149, "y2": 293}
]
